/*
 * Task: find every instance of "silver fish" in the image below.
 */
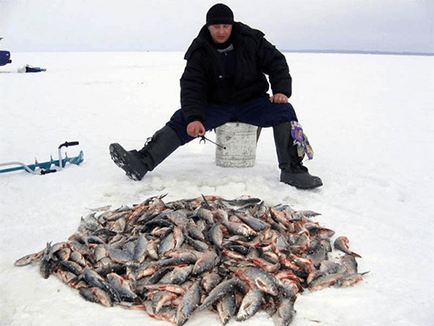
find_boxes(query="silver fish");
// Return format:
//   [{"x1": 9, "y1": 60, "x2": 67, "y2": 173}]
[
  {"x1": 79, "y1": 287, "x2": 98, "y2": 303},
  {"x1": 172, "y1": 226, "x2": 185, "y2": 250},
  {"x1": 185, "y1": 236, "x2": 209, "y2": 252},
  {"x1": 82, "y1": 266, "x2": 106, "y2": 288},
  {"x1": 337, "y1": 271, "x2": 369, "y2": 288},
  {"x1": 194, "y1": 207, "x2": 215, "y2": 224},
  {"x1": 158, "y1": 232, "x2": 176, "y2": 256},
  {"x1": 79, "y1": 287, "x2": 113, "y2": 307},
  {"x1": 144, "y1": 266, "x2": 172, "y2": 285},
  {"x1": 112, "y1": 217, "x2": 126, "y2": 233},
  {"x1": 164, "y1": 209, "x2": 190, "y2": 230},
  {"x1": 319, "y1": 260, "x2": 342, "y2": 274},
  {"x1": 107, "y1": 247, "x2": 133, "y2": 264},
  {"x1": 55, "y1": 247, "x2": 72, "y2": 261},
  {"x1": 217, "y1": 292, "x2": 236, "y2": 325},
  {"x1": 278, "y1": 278, "x2": 301, "y2": 298},
  {"x1": 214, "y1": 208, "x2": 229, "y2": 225},
  {"x1": 83, "y1": 267, "x2": 121, "y2": 302},
  {"x1": 196, "y1": 278, "x2": 247, "y2": 313},
  {"x1": 54, "y1": 269, "x2": 77, "y2": 286},
  {"x1": 187, "y1": 219, "x2": 206, "y2": 241},
  {"x1": 157, "y1": 250, "x2": 198, "y2": 266},
  {"x1": 70, "y1": 250, "x2": 89, "y2": 267},
  {"x1": 223, "y1": 197, "x2": 262, "y2": 208},
  {"x1": 141, "y1": 283, "x2": 185, "y2": 296},
  {"x1": 235, "y1": 211, "x2": 270, "y2": 232},
  {"x1": 192, "y1": 250, "x2": 220, "y2": 275},
  {"x1": 340, "y1": 253, "x2": 359, "y2": 275},
  {"x1": 176, "y1": 281, "x2": 201, "y2": 326},
  {"x1": 334, "y1": 236, "x2": 362, "y2": 258},
  {"x1": 39, "y1": 242, "x2": 52, "y2": 279},
  {"x1": 251, "y1": 201, "x2": 268, "y2": 219},
  {"x1": 209, "y1": 223, "x2": 225, "y2": 249},
  {"x1": 144, "y1": 301, "x2": 177, "y2": 324},
  {"x1": 225, "y1": 221, "x2": 257, "y2": 237},
  {"x1": 159, "y1": 265, "x2": 193, "y2": 285},
  {"x1": 307, "y1": 244, "x2": 328, "y2": 268},
  {"x1": 14, "y1": 250, "x2": 44, "y2": 266},
  {"x1": 152, "y1": 291, "x2": 178, "y2": 314},
  {"x1": 133, "y1": 233, "x2": 148, "y2": 263},
  {"x1": 269, "y1": 206, "x2": 292, "y2": 228},
  {"x1": 295, "y1": 210, "x2": 321, "y2": 218},
  {"x1": 236, "y1": 286, "x2": 263, "y2": 321},
  {"x1": 201, "y1": 270, "x2": 222, "y2": 293},
  {"x1": 307, "y1": 225, "x2": 336, "y2": 239},
  {"x1": 308, "y1": 272, "x2": 346, "y2": 291},
  {"x1": 273, "y1": 296, "x2": 297, "y2": 326},
  {"x1": 106, "y1": 272, "x2": 137, "y2": 302},
  {"x1": 145, "y1": 238, "x2": 160, "y2": 260},
  {"x1": 58, "y1": 260, "x2": 83, "y2": 276},
  {"x1": 78, "y1": 213, "x2": 99, "y2": 233},
  {"x1": 235, "y1": 267, "x2": 279, "y2": 296}
]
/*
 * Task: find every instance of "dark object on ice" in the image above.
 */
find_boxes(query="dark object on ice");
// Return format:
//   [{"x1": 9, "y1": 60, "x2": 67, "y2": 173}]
[
  {"x1": 24, "y1": 64, "x2": 46, "y2": 73},
  {"x1": 0, "y1": 141, "x2": 84, "y2": 175},
  {"x1": 0, "y1": 50, "x2": 12, "y2": 66},
  {"x1": 1, "y1": 37, "x2": 13, "y2": 66}
]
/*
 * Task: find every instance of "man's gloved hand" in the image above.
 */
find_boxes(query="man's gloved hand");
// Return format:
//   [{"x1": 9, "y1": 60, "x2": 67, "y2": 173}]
[{"x1": 187, "y1": 121, "x2": 206, "y2": 137}]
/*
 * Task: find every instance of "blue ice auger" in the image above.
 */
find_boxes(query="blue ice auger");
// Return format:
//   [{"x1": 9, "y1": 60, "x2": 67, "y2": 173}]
[{"x1": 0, "y1": 141, "x2": 84, "y2": 175}]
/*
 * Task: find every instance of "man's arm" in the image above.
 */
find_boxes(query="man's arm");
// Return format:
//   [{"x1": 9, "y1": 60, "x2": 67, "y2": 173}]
[
  {"x1": 180, "y1": 53, "x2": 209, "y2": 125},
  {"x1": 257, "y1": 37, "x2": 292, "y2": 99}
]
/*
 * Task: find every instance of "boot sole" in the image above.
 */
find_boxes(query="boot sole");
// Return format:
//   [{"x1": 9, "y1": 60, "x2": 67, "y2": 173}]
[
  {"x1": 281, "y1": 172, "x2": 323, "y2": 190},
  {"x1": 109, "y1": 143, "x2": 143, "y2": 181},
  {"x1": 284, "y1": 179, "x2": 323, "y2": 190}
]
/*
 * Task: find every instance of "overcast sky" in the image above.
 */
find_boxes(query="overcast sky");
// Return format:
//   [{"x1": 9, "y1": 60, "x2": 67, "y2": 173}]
[{"x1": 0, "y1": 0, "x2": 433, "y2": 53}]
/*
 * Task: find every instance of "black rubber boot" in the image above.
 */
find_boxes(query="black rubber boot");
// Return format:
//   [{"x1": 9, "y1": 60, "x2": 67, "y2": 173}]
[
  {"x1": 109, "y1": 126, "x2": 181, "y2": 181},
  {"x1": 273, "y1": 122, "x2": 323, "y2": 190}
]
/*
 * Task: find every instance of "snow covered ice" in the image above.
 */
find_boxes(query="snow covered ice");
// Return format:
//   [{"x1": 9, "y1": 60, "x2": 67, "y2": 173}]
[{"x1": 0, "y1": 51, "x2": 433, "y2": 326}]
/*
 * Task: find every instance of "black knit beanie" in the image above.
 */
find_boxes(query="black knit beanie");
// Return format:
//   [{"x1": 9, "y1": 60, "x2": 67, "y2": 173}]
[{"x1": 206, "y1": 4, "x2": 234, "y2": 26}]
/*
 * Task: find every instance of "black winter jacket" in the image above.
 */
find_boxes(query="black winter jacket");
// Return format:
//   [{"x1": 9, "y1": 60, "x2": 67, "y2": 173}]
[{"x1": 180, "y1": 22, "x2": 292, "y2": 124}]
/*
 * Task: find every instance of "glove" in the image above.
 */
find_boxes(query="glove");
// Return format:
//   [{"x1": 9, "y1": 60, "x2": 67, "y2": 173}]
[{"x1": 291, "y1": 121, "x2": 314, "y2": 160}]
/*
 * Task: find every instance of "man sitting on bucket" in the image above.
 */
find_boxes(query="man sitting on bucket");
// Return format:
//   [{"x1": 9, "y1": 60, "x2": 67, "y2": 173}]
[{"x1": 109, "y1": 3, "x2": 323, "y2": 190}]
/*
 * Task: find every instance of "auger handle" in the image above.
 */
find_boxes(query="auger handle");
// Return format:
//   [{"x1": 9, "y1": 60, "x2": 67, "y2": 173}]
[
  {"x1": 40, "y1": 169, "x2": 57, "y2": 175},
  {"x1": 58, "y1": 141, "x2": 80, "y2": 170},
  {"x1": 58, "y1": 141, "x2": 79, "y2": 149}
]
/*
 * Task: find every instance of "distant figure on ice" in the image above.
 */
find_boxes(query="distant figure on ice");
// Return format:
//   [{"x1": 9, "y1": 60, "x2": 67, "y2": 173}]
[
  {"x1": 17, "y1": 65, "x2": 47, "y2": 73},
  {"x1": 109, "y1": 3, "x2": 322, "y2": 189}
]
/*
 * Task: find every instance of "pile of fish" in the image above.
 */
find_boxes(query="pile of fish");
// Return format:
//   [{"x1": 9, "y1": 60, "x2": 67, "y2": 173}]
[{"x1": 15, "y1": 195, "x2": 367, "y2": 326}]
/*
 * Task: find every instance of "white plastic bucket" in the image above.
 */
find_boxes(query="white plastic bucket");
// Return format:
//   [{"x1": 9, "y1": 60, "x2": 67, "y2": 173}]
[{"x1": 215, "y1": 122, "x2": 258, "y2": 167}]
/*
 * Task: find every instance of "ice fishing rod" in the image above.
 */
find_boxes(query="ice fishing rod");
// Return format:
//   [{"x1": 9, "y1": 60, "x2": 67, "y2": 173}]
[{"x1": 199, "y1": 136, "x2": 226, "y2": 150}]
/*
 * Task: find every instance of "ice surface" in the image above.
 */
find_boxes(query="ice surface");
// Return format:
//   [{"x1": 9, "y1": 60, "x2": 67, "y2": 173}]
[{"x1": 0, "y1": 52, "x2": 433, "y2": 326}]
